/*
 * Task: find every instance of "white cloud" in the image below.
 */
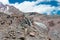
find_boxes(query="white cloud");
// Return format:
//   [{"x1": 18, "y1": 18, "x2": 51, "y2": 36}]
[
  {"x1": 0, "y1": 0, "x2": 60, "y2": 15},
  {"x1": 0, "y1": 0, "x2": 9, "y2": 4},
  {"x1": 56, "y1": 0, "x2": 60, "y2": 2},
  {"x1": 11, "y1": 1, "x2": 56, "y2": 14}
]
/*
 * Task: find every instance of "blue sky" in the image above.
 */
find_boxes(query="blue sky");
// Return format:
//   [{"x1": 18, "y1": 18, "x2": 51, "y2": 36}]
[
  {"x1": 0, "y1": 0, "x2": 60, "y2": 15},
  {"x1": 9, "y1": 0, "x2": 59, "y2": 7},
  {"x1": 9, "y1": 0, "x2": 36, "y2": 3},
  {"x1": 36, "y1": 1, "x2": 59, "y2": 7}
]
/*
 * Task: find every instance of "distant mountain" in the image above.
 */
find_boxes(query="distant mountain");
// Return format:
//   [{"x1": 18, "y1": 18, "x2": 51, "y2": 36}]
[{"x1": 0, "y1": 2, "x2": 23, "y2": 15}]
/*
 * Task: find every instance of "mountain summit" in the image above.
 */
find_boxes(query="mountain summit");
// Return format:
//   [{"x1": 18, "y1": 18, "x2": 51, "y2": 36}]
[{"x1": 0, "y1": 2, "x2": 23, "y2": 15}]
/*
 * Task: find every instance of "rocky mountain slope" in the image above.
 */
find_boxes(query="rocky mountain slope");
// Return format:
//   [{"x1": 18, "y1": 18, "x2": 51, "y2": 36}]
[{"x1": 0, "y1": 2, "x2": 60, "y2": 40}]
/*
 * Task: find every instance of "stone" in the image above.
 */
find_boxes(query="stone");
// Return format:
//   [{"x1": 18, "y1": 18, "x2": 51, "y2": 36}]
[{"x1": 29, "y1": 32, "x2": 35, "y2": 37}]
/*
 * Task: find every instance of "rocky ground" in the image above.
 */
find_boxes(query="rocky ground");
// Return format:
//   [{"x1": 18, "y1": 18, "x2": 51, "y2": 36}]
[{"x1": 0, "y1": 12, "x2": 60, "y2": 40}]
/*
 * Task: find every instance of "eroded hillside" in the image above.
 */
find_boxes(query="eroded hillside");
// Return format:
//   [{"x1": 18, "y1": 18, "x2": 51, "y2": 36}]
[{"x1": 0, "y1": 12, "x2": 60, "y2": 40}]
